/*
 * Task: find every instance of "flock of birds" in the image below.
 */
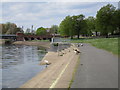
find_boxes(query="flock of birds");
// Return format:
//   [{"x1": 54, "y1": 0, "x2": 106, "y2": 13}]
[
  {"x1": 44, "y1": 43, "x2": 83, "y2": 68},
  {"x1": 5, "y1": 43, "x2": 83, "y2": 68}
]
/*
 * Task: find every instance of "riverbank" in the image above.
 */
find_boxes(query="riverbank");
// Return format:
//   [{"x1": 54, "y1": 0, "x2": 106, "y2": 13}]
[
  {"x1": 20, "y1": 44, "x2": 80, "y2": 88},
  {"x1": 70, "y1": 38, "x2": 119, "y2": 55},
  {"x1": 0, "y1": 39, "x2": 4, "y2": 45},
  {"x1": 2, "y1": 45, "x2": 47, "y2": 88},
  {"x1": 13, "y1": 41, "x2": 50, "y2": 49},
  {"x1": 0, "y1": 39, "x2": 12, "y2": 45}
]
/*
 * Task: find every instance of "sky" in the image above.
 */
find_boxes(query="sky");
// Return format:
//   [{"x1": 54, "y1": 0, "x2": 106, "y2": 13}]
[{"x1": 0, "y1": 1, "x2": 119, "y2": 31}]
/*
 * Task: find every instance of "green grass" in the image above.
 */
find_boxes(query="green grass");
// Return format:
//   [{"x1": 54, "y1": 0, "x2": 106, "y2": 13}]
[
  {"x1": 68, "y1": 56, "x2": 80, "y2": 89},
  {"x1": 31, "y1": 40, "x2": 50, "y2": 42},
  {"x1": 70, "y1": 38, "x2": 119, "y2": 55}
]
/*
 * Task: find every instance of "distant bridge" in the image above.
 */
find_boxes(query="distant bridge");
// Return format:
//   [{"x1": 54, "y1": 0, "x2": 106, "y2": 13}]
[
  {"x1": 0, "y1": 34, "x2": 17, "y2": 40},
  {"x1": 0, "y1": 33, "x2": 53, "y2": 41}
]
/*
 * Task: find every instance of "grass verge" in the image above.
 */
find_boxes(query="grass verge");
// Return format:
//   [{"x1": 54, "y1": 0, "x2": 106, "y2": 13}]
[
  {"x1": 31, "y1": 40, "x2": 50, "y2": 42},
  {"x1": 70, "y1": 38, "x2": 119, "y2": 55},
  {"x1": 68, "y1": 55, "x2": 80, "y2": 89}
]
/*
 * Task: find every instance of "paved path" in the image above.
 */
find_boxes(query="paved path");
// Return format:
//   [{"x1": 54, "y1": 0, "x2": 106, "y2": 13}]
[{"x1": 71, "y1": 43, "x2": 118, "y2": 88}]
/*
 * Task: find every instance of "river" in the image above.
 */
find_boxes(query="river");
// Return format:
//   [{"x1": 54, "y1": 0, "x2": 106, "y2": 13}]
[{"x1": 1, "y1": 44, "x2": 47, "y2": 88}]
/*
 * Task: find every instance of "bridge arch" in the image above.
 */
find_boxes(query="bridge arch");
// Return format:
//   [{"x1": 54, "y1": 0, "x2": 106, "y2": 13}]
[
  {"x1": 31, "y1": 37, "x2": 34, "y2": 40},
  {"x1": 36, "y1": 37, "x2": 41, "y2": 40},
  {"x1": 43, "y1": 38, "x2": 46, "y2": 40},
  {"x1": 24, "y1": 37, "x2": 29, "y2": 41}
]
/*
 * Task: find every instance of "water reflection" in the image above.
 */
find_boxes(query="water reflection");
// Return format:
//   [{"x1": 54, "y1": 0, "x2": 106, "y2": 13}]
[{"x1": 1, "y1": 45, "x2": 47, "y2": 88}]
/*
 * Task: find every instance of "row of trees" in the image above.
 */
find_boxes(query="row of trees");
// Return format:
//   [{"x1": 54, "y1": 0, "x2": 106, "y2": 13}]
[
  {"x1": 59, "y1": 14, "x2": 86, "y2": 39},
  {"x1": 1, "y1": 4, "x2": 119, "y2": 38},
  {"x1": 59, "y1": 4, "x2": 120, "y2": 39},
  {"x1": 35, "y1": 25, "x2": 58, "y2": 35},
  {"x1": 0, "y1": 22, "x2": 59, "y2": 36},
  {"x1": 0, "y1": 22, "x2": 24, "y2": 34}
]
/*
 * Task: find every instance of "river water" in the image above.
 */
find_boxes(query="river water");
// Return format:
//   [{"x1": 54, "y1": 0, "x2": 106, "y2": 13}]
[
  {"x1": 1, "y1": 44, "x2": 47, "y2": 88},
  {"x1": 0, "y1": 38, "x2": 71, "y2": 89}
]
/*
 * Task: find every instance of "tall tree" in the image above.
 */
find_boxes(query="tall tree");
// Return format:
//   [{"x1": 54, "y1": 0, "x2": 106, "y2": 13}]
[
  {"x1": 112, "y1": 9, "x2": 120, "y2": 35},
  {"x1": 50, "y1": 25, "x2": 58, "y2": 34},
  {"x1": 0, "y1": 22, "x2": 23, "y2": 34},
  {"x1": 74, "y1": 14, "x2": 85, "y2": 38},
  {"x1": 36, "y1": 27, "x2": 47, "y2": 35},
  {"x1": 96, "y1": 4, "x2": 116, "y2": 37},
  {"x1": 59, "y1": 16, "x2": 73, "y2": 38},
  {"x1": 85, "y1": 16, "x2": 96, "y2": 36},
  {"x1": 25, "y1": 28, "x2": 31, "y2": 35},
  {"x1": 59, "y1": 14, "x2": 86, "y2": 39}
]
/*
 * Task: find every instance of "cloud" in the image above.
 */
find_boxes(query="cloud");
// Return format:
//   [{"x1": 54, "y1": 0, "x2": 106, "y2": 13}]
[
  {"x1": 1, "y1": 2, "x2": 118, "y2": 31},
  {"x1": 2, "y1": 0, "x2": 120, "y2": 2}
]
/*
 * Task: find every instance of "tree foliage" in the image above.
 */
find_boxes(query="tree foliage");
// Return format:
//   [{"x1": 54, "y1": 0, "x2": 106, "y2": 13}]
[
  {"x1": 96, "y1": 4, "x2": 116, "y2": 36},
  {"x1": 59, "y1": 16, "x2": 72, "y2": 37},
  {"x1": 85, "y1": 16, "x2": 96, "y2": 36},
  {"x1": 59, "y1": 14, "x2": 86, "y2": 39},
  {"x1": 50, "y1": 25, "x2": 59, "y2": 34},
  {"x1": 25, "y1": 28, "x2": 31, "y2": 35},
  {"x1": 112, "y1": 9, "x2": 120, "y2": 35},
  {"x1": 59, "y1": 4, "x2": 119, "y2": 38},
  {"x1": 36, "y1": 27, "x2": 47, "y2": 35},
  {"x1": 0, "y1": 22, "x2": 24, "y2": 34}
]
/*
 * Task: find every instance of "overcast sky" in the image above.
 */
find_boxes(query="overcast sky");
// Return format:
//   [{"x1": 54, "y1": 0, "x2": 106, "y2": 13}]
[{"x1": 0, "y1": 1, "x2": 119, "y2": 31}]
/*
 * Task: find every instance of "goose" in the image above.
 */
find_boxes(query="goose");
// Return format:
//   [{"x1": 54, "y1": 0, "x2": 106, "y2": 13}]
[
  {"x1": 44, "y1": 60, "x2": 49, "y2": 68},
  {"x1": 74, "y1": 49, "x2": 81, "y2": 54},
  {"x1": 80, "y1": 44, "x2": 83, "y2": 46}
]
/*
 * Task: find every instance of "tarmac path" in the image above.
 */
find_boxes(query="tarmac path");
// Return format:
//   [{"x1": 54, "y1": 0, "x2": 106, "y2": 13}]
[{"x1": 71, "y1": 43, "x2": 118, "y2": 88}]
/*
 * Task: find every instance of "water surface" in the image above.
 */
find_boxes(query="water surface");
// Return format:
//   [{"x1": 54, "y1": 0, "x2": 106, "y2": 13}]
[{"x1": 1, "y1": 44, "x2": 47, "y2": 88}]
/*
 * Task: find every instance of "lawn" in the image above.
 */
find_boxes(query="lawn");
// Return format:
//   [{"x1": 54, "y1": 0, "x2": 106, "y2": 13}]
[
  {"x1": 31, "y1": 40, "x2": 50, "y2": 42},
  {"x1": 70, "y1": 38, "x2": 119, "y2": 55}
]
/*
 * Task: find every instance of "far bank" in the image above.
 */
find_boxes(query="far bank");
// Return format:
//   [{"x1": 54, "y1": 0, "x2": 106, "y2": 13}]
[{"x1": 12, "y1": 41, "x2": 50, "y2": 49}]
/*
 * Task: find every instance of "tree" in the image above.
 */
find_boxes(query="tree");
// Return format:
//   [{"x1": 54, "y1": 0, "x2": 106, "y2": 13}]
[
  {"x1": 59, "y1": 14, "x2": 86, "y2": 39},
  {"x1": 0, "y1": 24, "x2": 7, "y2": 34},
  {"x1": 36, "y1": 27, "x2": 47, "y2": 35},
  {"x1": 25, "y1": 28, "x2": 31, "y2": 35},
  {"x1": 50, "y1": 25, "x2": 58, "y2": 34},
  {"x1": 72, "y1": 14, "x2": 85, "y2": 38},
  {"x1": 59, "y1": 16, "x2": 71, "y2": 37},
  {"x1": 15, "y1": 27, "x2": 24, "y2": 33},
  {"x1": 96, "y1": 4, "x2": 116, "y2": 37},
  {"x1": 112, "y1": 9, "x2": 120, "y2": 35},
  {"x1": 0, "y1": 22, "x2": 24, "y2": 34},
  {"x1": 59, "y1": 15, "x2": 76, "y2": 39},
  {"x1": 85, "y1": 16, "x2": 96, "y2": 36}
]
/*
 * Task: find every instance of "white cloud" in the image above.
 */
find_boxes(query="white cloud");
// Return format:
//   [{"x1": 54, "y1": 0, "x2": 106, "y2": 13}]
[
  {"x1": 1, "y1": 0, "x2": 120, "y2": 2},
  {"x1": 1, "y1": 2, "x2": 118, "y2": 31}
]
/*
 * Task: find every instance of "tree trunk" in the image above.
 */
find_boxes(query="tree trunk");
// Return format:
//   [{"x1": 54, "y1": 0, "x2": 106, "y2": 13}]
[
  {"x1": 77, "y1": 29, "x2": 80, "y2": 39},
  {"x1": 71, "y1": 36, "x2": 73, "y2": 39},
  {"x1": 95, "y1": 31, "x2": 98, "y2": 36},
  {"x1": 77, "y1": 34, "x2": 79, "y2": 39}
]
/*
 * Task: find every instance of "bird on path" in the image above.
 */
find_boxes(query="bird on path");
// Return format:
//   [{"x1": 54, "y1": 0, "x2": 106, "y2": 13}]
[
  {"x1": 80, "y1": 44, "x2": 83, "y2": 46},
  {"x1": 44, "y1": 60, "x2": 49, "y2": 68},
  {"x1": 74, "y1": 49, "x2": 81, "y2": 54}
]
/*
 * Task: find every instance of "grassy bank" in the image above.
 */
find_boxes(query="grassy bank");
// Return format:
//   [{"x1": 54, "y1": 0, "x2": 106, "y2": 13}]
[
  {"x1": 70, "y1": 38, "x2": 119, "y2": 55},
  {"x1": 13, "y1": 41, "x2": 50, "y2": 48},
  {"x1": 30, "y1": 40, "x2": 50, "y2": 42}
]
